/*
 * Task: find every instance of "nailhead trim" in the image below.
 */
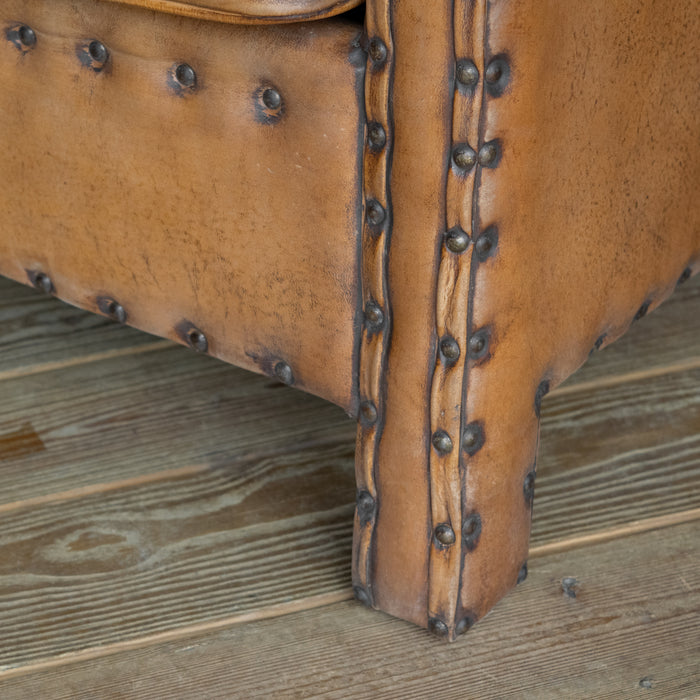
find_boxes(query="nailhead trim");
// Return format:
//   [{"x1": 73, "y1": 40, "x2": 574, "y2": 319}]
[{"x1": 353, "y1": 2, "x2": 395, "y2": 610}]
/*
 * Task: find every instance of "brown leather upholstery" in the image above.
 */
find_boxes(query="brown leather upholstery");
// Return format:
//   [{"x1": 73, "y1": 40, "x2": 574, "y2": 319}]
[
  {"x1": 0, "y1": 0, "x2": 364, "y2": 410},
  {"x1": 351, "y1": 0, "x2": 699, "y2": 640},
  {"x1": 102, "y1": 0, "x2": 363, "y2": 24},
  {"x1": 1, "y1": 0, "x2": 698, "y2": 641}
]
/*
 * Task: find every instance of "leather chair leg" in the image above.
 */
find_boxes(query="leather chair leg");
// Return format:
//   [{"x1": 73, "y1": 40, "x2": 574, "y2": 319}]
[{"x1": 352, "y1": 0, "x2": 699, "y2": 640}]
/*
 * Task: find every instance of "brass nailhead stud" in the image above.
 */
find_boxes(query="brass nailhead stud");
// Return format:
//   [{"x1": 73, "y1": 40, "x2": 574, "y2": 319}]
[
  {"x1": 455, "y1": 614, "x2": 476, "y2": 636},
  {"x1": 534, "y1": 380, "x2": 550, "y2": 417},
  {"x1": 478, "y1": 141, "x2": 499, "y2": 167},
  {"x1": 107, "y1": 301, "x2": 126, "y2": 324},
  {"x1": 262, "y1": 87, "x2": 282, "y2": 110},
  {"x1": 678, "y1": 267, "x2": 692, "y2": 285},
  {"x1": 365, "y1": 199, "x2": 386, "y2": 228},
  {"x1": 484, "y1": 57, "x2": 510, "y2": 96},
  {"x1": 462, "y1": 422, "x2": 485, "y2": 456},
  {"x1": 356, "y1": 490, "x2": 376, "y2": 523},
  {"x1": 475, "y1": 226, "x2": 498, "y2": 261},
  {"x1": 455, "y1": 59, "x2": 479, "y2": 88},
  {"x1": 432, "y1": 430, "x2": 453, "y2": 455},
  {"x1": 444, "y1": 227, "x2": 470, "y2": 254},
  {"x1": 32, "y1": 272, "x2": 53, "y2": 295},
  {"x1": 18, "y1": 25, "x2": 37, "y2": 48},
  {"x1": 353, "y1": 586, "x2": 372, "y2": 607},
  {"x1": 468, "y1": 329, "x2": 489, "y2": 360},
  {"x1": 98, "y1": 297, "x2": 127, "y2": 324},
  {"x1": 186, "y1": 327, "x2": 208, "y2": 353},
  {"x1": 440, "y1": 336, "x2": 460, "y2": 362},
  {"x1": 359, "y1": 400, "x2": 378, "y2": 425},
  {"x1": 367, "y1": 122, "x2": 386, "y2": 151},
  {"x1": 428, "y1": 618, "x2": 449, "y2": 638},
  {"x1": 274, "y1": 361, "x2": 294, "y2": 385},
  {"x1": 434, "y1": 523, "x2": 456, "y2": 546},
  {"x1": 368, "y1": 37, "x2": 387, "y2": 66},
  {"x1": 364, "y1": 301, "x2": 385, "y2": 330},
  {"x1": 452, "y1": 144, "x2": 477, "y2": 172},
  {"x1": 175, "y1": 63, "x2": 196, "y2": 88},
  {"x1": 485, "y1": 62, "x2": 503, "y2": 84},
  {"x1": 634, "y1": 301, "x2": 650, "y2": 322},
  {"x1": 523, "y1": 470, "x2": 536, "y2": 506},
  {"x1": 88, "y1": 40, "x2": 108, "y2": 64},
  {"x1": 517, "y1": 562, "x2": 528, "y2": 584},
  {"x1": 462, "y1": 512, "x2": 482, "y2": 551}
]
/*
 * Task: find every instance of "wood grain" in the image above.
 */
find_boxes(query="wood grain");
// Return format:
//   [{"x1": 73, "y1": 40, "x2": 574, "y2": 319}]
[
  {"x1": 0, "y1": 344, "x2": 353, "y2": 503},
  {"x1": 0, "y1": 278, "x2": 162, "y2": 376},
  {"x1": 0, "y1": 365, "x2": 697, "y2": 670},
  {"x1": 1, "y1": 522, "x2": 697, "y2": 699}
]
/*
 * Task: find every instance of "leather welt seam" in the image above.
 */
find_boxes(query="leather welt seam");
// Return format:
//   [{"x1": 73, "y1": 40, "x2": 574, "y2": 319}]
[
  {"x1": 458, "y1": 0, "x2": 489, "y2": 628},
  {"x1": 352, "y1": 0, "x2": 395, "y2": 607},
  {"x1": 426, "y1": 0, "x2": 488, "y2": 637}
]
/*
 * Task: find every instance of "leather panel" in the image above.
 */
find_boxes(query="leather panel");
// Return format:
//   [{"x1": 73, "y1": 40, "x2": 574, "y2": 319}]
[
  {"x1": 0, "y1": 0, "x2": 365, "y2": 411},
  {"x1": 460, "y1": 0, "x2": 700, "y2": 620}
]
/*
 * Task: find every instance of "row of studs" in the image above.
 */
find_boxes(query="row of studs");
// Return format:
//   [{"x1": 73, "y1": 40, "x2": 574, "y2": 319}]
[
  {"x1": 26, "y1": 269, "x2": 296, "y2": 384},
  {"x1": 427, "y1": 0, "x2": 488, "y2": 639},
  {"x1": 351, "y1": 2, "x2": 395, "y2": 609},
  {"x1": 453, "y1": 36, "x2": 537, "y2": 633},
  {"x1": 6, "y1": 23, "x2": 283, "y2": 113},
  {"x1": 590, "y1": 263, "x2": 696, "y2": 356},
  {"x1": 425, "y1": 0, "x2": 522, "y2": 639}
]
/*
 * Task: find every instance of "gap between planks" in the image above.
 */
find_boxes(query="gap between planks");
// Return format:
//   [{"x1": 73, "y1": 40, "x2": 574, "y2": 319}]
[{"x1": 1, "y1": 505, "x2": 697, "y2": 681}]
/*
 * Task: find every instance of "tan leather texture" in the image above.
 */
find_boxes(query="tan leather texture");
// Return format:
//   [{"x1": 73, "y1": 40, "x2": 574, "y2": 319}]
[
  {"x1": 0, "y1": 0, "x2": 364, "y2": 411},
  {"x1": 101, "y1": 0, "x2": 363, "y2": 24},
  {"x1": 464, "y1": 0, "x2": 700, "y2": 627},
  {"x1": 352, "y1": 0, "x2": 699, "y2": 640},
  {"x1": 2, "y1": 0, "x2": 698, "y2": 643}
]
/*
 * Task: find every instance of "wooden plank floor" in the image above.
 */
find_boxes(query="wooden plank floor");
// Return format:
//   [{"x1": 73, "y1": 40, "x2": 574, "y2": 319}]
[{"x1": 0, "y1": 274, "x2": 698, "y2": 699}]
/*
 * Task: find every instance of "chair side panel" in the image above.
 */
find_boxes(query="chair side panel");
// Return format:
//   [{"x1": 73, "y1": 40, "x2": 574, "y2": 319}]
[
  {"x1": 0, "y1": 0, "x2": 365, "y2": 411},
  {"x1": 459, "y1": 0, "x2": 700, "y2": 615}
]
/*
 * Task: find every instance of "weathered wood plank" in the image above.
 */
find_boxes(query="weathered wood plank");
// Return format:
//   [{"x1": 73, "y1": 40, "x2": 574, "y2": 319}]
[
  {"x1": 535, "y1": 367, "x2": 700, "y2": 544},
  {"x1": 0, "y1": 345, "x2": 354, "y2": 503},
  {"x1": 0, "y1": 277, "x2": 162, "y2": 374},
  {"x1": 1, "y1": 522, "x2": 697, "y2": 699},
  {"x1": 0, "y1": 366, "x2": 698, "y2": 670}
]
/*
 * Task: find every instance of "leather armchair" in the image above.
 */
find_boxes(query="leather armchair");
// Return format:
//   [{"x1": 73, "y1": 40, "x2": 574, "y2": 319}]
[{"x1": 1, "y1": 0, "x2": 698, "y2": 640}]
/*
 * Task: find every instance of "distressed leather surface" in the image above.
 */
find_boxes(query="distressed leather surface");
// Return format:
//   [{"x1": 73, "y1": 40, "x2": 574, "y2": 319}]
[
  {"x1": 0, "y1": 0, "x2": 365, "y2": 411},
  {"x1": 463, "y1": 0, "x2": 700, "y2": 625},
  {"x1": 355, "y1": 0, "x2": 699, "y2": 639},
  {"x1": 1, "y1": 0, "x2": 698, "y2": 642},
  {"x1": 101, "y1": 0, "x2": 363, "y2": 24}
]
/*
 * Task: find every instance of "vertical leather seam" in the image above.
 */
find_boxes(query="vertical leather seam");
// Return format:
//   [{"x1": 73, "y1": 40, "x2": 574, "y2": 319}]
[
  {"x1": 426, "y1": 0, "x2": 487, "y2": 635},
  {"x1": 455, "y1": 0, "x2": 488, "y2": 634},
  {"x1": 457, "y1": 0, "x2": 493, "y2": 625},
  {"x1": 352, "y1": 1, "x2": 395, "y2": 605}
]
